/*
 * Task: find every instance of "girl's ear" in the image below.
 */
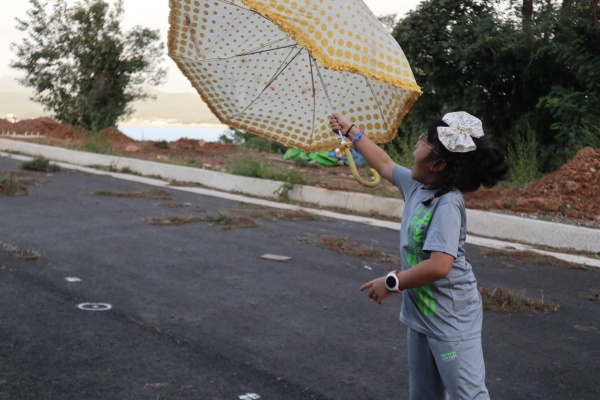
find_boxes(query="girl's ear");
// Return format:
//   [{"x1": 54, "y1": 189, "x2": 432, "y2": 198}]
[{"x1": 430, "y1": 159, "x2": 447, "y2": 173}]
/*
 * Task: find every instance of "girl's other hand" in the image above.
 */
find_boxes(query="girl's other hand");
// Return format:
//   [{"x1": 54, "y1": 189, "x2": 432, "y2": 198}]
[
  {"x1": 329, "y1": 113, "x2": 351, "y2": 135},
  {"x1": 359, "y1": 276, "x2": 392, "y2": 305}
]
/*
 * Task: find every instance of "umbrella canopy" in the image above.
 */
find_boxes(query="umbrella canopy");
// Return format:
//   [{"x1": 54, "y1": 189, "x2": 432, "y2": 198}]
[{"x1": 168, "y1": 0, "x2": 421, "y2": 154}]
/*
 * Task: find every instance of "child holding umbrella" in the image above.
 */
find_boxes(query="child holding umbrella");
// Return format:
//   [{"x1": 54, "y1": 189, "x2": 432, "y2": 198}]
[{"x1": 330, "y1": 111, "x2": 509, "y2": 400}]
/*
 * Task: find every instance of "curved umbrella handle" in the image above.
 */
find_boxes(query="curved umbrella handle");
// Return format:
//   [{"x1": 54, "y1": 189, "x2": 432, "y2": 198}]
[{"x1": 344, "y1": 147, "x2": 380, "y2": 187}]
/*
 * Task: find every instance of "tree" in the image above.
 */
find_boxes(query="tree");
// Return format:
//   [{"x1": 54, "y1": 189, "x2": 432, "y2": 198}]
[
  {"x1": 392, "y1": 0, "x2": 600, "y2": 172},
  {"x1": 10, "y1": 0, "x2": 166, "y2": 131}
]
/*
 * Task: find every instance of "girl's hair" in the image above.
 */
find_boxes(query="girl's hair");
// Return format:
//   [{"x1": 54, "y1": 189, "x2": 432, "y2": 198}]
[{"x1": 422, "y1": 119, "x2": 510, "y2": 205}]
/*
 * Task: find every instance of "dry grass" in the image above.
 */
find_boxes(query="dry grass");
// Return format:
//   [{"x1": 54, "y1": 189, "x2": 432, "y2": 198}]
[
  {"x1": 0, "y1": 170, "x2": 51, "y2": 196},
  {"x1": 299, "y1": 235, "x2": 399, "y2": 264},
  {"x1": 94, "y1": 188, "x2": 175, "y2": 200},
  {"x1": 2, "y1": 242, "x2": 41, "y2": 260},
  {"x1": 201, "y1": 213, "x2": 262, "y2": 230},
  {"x1": 585, "y1": 293, "x2": 599, "y2": 303},
  {"x1": 481, "y1": 248, "x2": 587, "y2": 270},
  {"x1": 146, "y1": 215, "x2": 204, "y2": 226},
  {"x1": 479, "y1": 285, "x2": 559, "y2": 314},
  {"x1": 230, "y1": 204, "x2": 320, "y2": 222}
]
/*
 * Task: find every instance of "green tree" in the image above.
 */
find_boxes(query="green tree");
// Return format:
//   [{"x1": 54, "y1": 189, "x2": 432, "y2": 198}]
[
  {"x1": 393, "y1": 0, "x2": 600, "y2": 173},
  {"x1": 10, "y1": 0, "x2": 166, "y2": 131}
]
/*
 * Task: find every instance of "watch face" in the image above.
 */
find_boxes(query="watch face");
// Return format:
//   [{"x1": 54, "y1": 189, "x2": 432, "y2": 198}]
[{"x1": 386, "y1": 275, "x2": 397, "y2": 289}]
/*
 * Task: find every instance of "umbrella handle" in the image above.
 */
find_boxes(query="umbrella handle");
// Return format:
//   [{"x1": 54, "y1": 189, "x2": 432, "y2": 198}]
[{"x1": 344, "y1": 147, "x2": 380, "y2": 187}]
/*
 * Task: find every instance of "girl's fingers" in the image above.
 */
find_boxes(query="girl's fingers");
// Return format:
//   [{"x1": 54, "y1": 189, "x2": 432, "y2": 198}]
[{"x1": 359, "y1": 281, "x2": 373, "y2": 291}]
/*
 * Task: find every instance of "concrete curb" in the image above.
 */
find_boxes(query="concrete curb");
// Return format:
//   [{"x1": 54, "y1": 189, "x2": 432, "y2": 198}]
[{"x1": 1, "y1": 138, "x2": 599, "y2": 256}]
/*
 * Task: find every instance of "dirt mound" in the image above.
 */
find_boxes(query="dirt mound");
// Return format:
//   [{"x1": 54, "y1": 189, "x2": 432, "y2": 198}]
[
  {"x1": 99, "y1": 126, "x2": 135, "y2": 144},
  {"x1": 0, "y1": 117, "x2": 137, "y2": 145},
  {"x1": 465, "y1": 147, "x2": 600, "y2": 221},
  {"x1": 0, "y1": 117, "x2": 86, "y2": 140}
]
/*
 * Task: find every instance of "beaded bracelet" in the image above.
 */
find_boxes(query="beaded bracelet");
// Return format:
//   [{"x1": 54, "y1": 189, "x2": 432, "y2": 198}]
[{"x1": 351, "y1": 130, "x2": 365, "y2": 144}]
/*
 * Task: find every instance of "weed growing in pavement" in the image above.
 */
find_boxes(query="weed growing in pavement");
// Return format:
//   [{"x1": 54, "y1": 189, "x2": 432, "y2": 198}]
[
  {"x1": 146, "y1": 215, "x2": 204, "y2": 226},
  {"x1": 200, "y1": 213, "x2": 262, "y2": 230},
  {"x1": 0, "y1": 174, "x2": 28, "y2": 196},
  {"x1": 480, "y1": 248, "x2": 587, "y2": 270},
  {"x1": 228, "y1": 204, "x2": 320, "y2": 222},
  {"x1": 157, "y1": 202, "x2": 191, "y2": 208},
  {"x1": 299, "y1": 235, "x2": 400, "y2": 265},
  {"x1": 2, "y1": 242, "x2": 41, "y2": 260},
  {"x1": 20, "y1": 156, "x2": 61, "y2": 172},
  {"x1": 94, "y1": 189, "x2": 175, "y2": 200},
  {"x1": 119, "y1": 167, "x2": 141, "y2": 175},
  {"x1": 585, "y1": 293, "x2": 600, "y2": 303},
  {"x1": 479, "y1": 285, "x2": 558, "y2": 314}
]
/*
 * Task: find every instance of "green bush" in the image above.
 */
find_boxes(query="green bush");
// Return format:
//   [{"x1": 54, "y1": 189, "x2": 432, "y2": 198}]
[
  {"x1": 84, "y1": 131, "x2": 110, "y2": 154},
  {"x1": 226, "y1": 152, "x2": 307, "y2": 185},
  {"x1": 153, "y1": 140, "x2": 170, "y2": 150},
  {"x1": 506, "y1": 132, "x2": 540, "y2": 187},
  {"x1": 219, "y1": 128, "x2": 287, "y2": 154},
  {"x1": 20, "y1": 157, "x2": 61, "y2": 172}
]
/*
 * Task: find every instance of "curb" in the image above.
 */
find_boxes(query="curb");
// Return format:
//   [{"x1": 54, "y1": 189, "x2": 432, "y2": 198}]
[{"x1": 1, "y1": 138, "x2": 599, "y2": 257}]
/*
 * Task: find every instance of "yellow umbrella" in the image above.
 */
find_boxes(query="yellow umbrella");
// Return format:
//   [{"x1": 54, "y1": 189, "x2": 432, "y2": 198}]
[{"x1": 168, "y1": 0, "x2": 421, "y2": 187}]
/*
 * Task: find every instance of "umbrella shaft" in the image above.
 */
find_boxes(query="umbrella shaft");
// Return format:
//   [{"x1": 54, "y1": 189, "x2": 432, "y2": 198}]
[{"x1": 312, "y1": 56, "x2": 345, "y2": 143}]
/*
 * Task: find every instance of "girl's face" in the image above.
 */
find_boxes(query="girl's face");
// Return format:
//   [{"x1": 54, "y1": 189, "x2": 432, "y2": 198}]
[{"x1": 411, "y1": 133, "x2": 443, "y2": 188}]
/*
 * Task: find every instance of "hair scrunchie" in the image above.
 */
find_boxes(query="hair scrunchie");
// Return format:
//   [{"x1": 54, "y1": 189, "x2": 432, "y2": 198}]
[{"x1": 437, "y1": 111, "x2": 485, "y2": 153}]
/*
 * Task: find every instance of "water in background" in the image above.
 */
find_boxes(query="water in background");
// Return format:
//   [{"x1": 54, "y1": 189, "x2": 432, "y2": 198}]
[{"x1": 118, "y1": 125, "x2": 229, "y2": 142}]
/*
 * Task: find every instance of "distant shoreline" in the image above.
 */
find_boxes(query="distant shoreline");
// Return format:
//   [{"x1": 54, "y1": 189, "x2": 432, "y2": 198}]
[{"x1": 118, "y1": 121, "x2": 228, "y2": 129}]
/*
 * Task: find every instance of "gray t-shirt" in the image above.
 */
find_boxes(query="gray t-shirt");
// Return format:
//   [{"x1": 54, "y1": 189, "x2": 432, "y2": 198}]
[{"x1": 392, "y1": 165, "x2": 482, "y2": 341}]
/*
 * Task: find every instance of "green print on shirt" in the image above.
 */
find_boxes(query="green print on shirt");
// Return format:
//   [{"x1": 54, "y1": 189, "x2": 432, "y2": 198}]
[{"x1": 407, "y1": 207, "x2": 436, "y2": 316}]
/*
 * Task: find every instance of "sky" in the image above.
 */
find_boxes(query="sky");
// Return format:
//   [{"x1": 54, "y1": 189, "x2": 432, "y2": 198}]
[{"x1": 1, "y1": 0, "x2": 423, "y2": 93}]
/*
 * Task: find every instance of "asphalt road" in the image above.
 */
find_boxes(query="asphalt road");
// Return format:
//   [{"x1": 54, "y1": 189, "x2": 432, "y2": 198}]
[{"x1": 0, "y1": 155, "x2": 598, "y2": 400}]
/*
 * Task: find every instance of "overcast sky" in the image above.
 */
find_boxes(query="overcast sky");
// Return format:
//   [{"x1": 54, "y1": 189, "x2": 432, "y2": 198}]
[{"x1": 1, "y1": 0, "x2": 422, "y2": 93}]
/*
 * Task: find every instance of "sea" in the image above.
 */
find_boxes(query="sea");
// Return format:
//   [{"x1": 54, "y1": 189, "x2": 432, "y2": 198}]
[{"x1": 117, "y1": 125, "x2": 231, "y2": 143}]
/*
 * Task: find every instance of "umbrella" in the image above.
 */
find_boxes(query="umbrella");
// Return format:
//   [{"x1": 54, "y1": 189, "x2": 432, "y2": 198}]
[{"x1": 168, "y1": 0, "x2": 421, "y2": 186}]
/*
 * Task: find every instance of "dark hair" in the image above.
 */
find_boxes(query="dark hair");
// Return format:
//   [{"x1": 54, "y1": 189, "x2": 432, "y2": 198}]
[{"x1": 422, "y1": 119, "x2": 510, "y2": 206}]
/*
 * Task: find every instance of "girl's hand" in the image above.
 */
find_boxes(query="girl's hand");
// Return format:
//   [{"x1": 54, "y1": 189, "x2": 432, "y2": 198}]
[
  {"x1": 329, "y1": 113, "x2": 352, "y2": 135},
  {"x1": 359, "y1": 277, "x2": 393, "y2": 305}
]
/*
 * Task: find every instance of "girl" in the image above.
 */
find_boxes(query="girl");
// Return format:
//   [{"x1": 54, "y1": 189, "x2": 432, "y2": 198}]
[{"x1": 329, "y1": 111, "x2": 509, "y2": 400}]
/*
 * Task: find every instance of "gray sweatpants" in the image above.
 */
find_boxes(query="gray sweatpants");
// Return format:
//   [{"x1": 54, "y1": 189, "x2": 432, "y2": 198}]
[{"x1": 407, "y1": 328, "x2": 490, "y2": 400}]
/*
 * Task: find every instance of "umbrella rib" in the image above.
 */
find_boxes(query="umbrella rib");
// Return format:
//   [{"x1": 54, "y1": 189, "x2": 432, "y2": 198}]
[
  {"x1": 195, "y1": 43, "x2": 298, "y2": 63},
  {"x1": 228, "y1": 46, "x2": 305, "y2": 121},
  {"x1": 308, "y1": 55, "x2": 317, "y2": 150}
]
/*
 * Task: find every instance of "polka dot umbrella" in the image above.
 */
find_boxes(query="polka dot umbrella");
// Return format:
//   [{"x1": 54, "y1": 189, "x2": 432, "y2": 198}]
[{"x1": 168, "y1": 0, "x2": 422, "y2": 186}]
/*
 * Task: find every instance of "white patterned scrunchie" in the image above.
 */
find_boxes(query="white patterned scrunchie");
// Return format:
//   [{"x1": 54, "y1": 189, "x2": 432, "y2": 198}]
[{"x1": 437, "y1": 111, "x2": 485, "y2": 153}]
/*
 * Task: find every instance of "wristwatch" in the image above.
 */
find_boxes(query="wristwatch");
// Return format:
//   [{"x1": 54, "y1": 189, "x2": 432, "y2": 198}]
[{"x1": 385, "y1": 270, "x2": 402, "y2": 293}]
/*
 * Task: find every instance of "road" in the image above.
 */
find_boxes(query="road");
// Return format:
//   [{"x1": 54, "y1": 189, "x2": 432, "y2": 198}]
[{"x1": 0, "y1": 155, "x2": 598, "y2": 399}]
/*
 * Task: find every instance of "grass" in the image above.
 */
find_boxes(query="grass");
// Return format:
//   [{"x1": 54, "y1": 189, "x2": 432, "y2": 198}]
[
  {"x1": 0, "y1": 170, "x2": 52, "y2": 196},
  {"x1": 298, "y1": 235, "x2": 400, "y2": 264},
  {"x1": 479, "y1": 285, "x2": 559, "y2": 314},
  {"x1": 83, "y1": 131, "x2": 111, "y2": 154},
  {"x1": 20, "y1": 156, "x2": 61, "y2": 172},
  {"x1": 94, "y1": 189, "x2": 175, "y2": 200},
  {"x1": 201, "y1": 213, "x2": 262, "y2": 230},
  {"x1": 146, "y1": 215, "x2": 204, "y2": 226},
  {"x1": 585, "y1": 293, "x2": 600, "y2": 303},
  {"x1": 480, "y1": 248, "x2": 588, "y2": 270},
  {"x1": 146, "y1": 205, "x2": 318, "y2": 230},
  {"x1": 0, "y1": 175, "x2": 28, "y2": 196},
  {"x1": 225, "y1": 152, "x2": 308, "y2": 192}
]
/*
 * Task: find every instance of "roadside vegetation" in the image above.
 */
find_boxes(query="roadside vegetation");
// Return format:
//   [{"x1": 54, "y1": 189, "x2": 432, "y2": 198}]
[
  {"x1": 94, "y1": 189, "x2": 174, "y2": 200},
  {"x1": 20, "y1": 156, "x2": 61, "y2": 173},
  {"x1": 479, "y1": 285, "x2": 559, "y2": 314}
]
